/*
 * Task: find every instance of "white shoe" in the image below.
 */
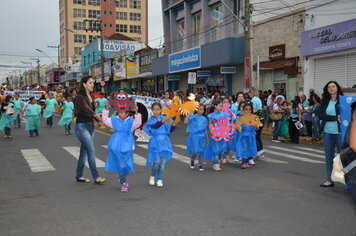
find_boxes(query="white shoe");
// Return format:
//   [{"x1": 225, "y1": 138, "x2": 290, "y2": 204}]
[
  {"x1": 248, "y1": 159, "x2": 256, "y2": 165},
  {"x1": 272, "y1": 140, "x2": 281, "y2": 143},
  {"x1": 213, "y1": 164, "x2": 222, "y2": 171},
  {"x1": 156, "y1": 180, "x2": 163, "y2": 187},
  {"x1": 149, "y1": 176, "x2": 155, "y2": 186},
  {"x1": 257, "y1": 150, "x2": 265, "y2": 157}
]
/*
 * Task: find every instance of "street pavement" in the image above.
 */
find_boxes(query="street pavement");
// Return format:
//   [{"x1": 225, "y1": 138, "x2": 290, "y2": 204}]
[{"x1": 1, "y1": 118, "x2": 355, "y2": 236}]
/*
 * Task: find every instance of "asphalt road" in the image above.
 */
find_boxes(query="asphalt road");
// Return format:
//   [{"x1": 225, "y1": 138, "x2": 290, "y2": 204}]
[{"x1": 0, "y1": 118, "x2": 355, "y2": 236}]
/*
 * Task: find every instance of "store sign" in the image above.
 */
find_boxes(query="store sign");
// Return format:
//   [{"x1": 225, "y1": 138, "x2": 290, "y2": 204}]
[
  {"x1": 197, "y1": 70, "x2": 211, "y2": 77},
  {"x1": 301, "y1": 18, "x2": 356, "y2": 56},
  {"x1": 168, "y1": 47, "x2": 201, "y2": 73},
  {"x1": 188, "y1": 72, "x2": 197, "y2": 84},
  {"x1": 269, "y1": 44, "x2": 285, "y2": 60},
  {"x1": 167, "y1": 75, "x2": 180, "y2": 81},
  {"x1": 98, "y1": 39, "x2": 144, "y2": 52},
  {"x1": 220, "y1": 67, "x2": 236, "y2": 74},
  {"x1": 205, "y1": 75, "x2": 224, "y2": 86}
]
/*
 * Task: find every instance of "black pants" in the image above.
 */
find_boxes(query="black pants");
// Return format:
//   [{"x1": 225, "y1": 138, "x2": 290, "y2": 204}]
[
  {"x1": 305, "y1": 120, "x2": 313, "y2": 137},
  {"x1": 256, "y1": 119, "x2": 265, "y2": 152},
  {"x1": 288, "y1": 119, "x2": 299, "y2": 143}
]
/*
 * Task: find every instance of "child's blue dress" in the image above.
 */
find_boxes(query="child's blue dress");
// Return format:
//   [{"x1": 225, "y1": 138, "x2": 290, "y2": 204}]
[
  {"x1": 187, "y1": 114, "x2": 208, "y2": 157},
  {"x1": 105, "y1": 117, "x2": 135, "y2": 175},
  {"x1": 235, "y1": 125, "x2": 257, "y2": 160},
  {"x1": 144, "y1": 115, "x2": 173, "y2": 167}
]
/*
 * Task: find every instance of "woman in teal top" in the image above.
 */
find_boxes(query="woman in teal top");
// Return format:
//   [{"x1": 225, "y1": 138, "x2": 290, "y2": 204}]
[
  {"x1": 95, "y1": 93, "x2": 108, "y2": 114},
  {"x1": 12, "y1": 94, "x2": 24, "y2": 128},
  {"x1": 25, "y1": 97, "x2": 42, "y2": 137},
  {"x1": 43, "y1": 93, "x2": 58, "y2": 128},
  {"x1": 58, "y1": 96, "x2": 74, "y2": 135},
  {"x1": 318, "y1": 81, "x2": 343, "y2": 187},
  {"x1": 0, "y1": 95, "x2": 15, "y2": 139}
]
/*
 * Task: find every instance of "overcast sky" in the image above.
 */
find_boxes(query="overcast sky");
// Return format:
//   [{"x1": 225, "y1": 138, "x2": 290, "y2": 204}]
[{"x1": 0, "y1": 0, "x2": 163, "y2": 82}]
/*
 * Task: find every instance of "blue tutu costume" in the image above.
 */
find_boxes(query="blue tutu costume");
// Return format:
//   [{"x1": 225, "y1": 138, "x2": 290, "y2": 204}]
[
  {"x1": 204, "y1": 112, "x2": 230, "y2": 162},
  {"x1": 144, "y1": 115, "x2": 174, "y2": 167},
  {"x1": 187, "y1": 114, "x2": 208, "y2": 157},
  {"x1": 105, "y1": 117, "x2": 135, "y2": 176},
  {"x1": 227, "y1": 110, "x2": 243, "y2": 153},
  {"x1": 235, "y1": 125, "x2": 257, "y2": 160}
]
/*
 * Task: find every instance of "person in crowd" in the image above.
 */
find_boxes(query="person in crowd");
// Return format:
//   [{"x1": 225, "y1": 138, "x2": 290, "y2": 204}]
[
  {"x1": 25, "y1": 97, "x2": 41, "y2": 137},
  {"x1": 302, "y1": 99, "x2": 314, "y2": 140},
  {"x1": 95, "y1": 93, "x2": 108, "y2": 115},
  {"x1": 160, "y1": 91, "x2": 172, "y2": 109},
  {"x1": 265, "y1": 94, "x2": 276, "y2": 133},
  {"x1": 311, "y1": 94, "x2": 322, "y2": 140},
  {"x1": 271, "y1": 97, "x2": 284, "y2": 143},
  {"x1": 0, "y1": 95, "x2": 15, "y2": 139},
  {"x1": 319, "y1": 81, "x2": 343, "y2": 187},
  {"x1": 144, "y1": 102, "x2": 177, "y2": 187},
  {"x1": 74, "y1": 76, "x2": 105, "y2": 184},
  {"x1": 288, "y1": 100, "x2": 302, "y2": 144},
  {"x1": 102, "y1": 103, "x2": 142, "y2": 192},
  {"x1": 231, "y1": 92, "x2": 245, "y2": 115},
  {"x1": 249, "y1": 87, "x2": 264, "y2": 158},
  {"x1": 278, "y1": 100, "x2": 290, "y2": 141},
  {"x1": 43, "y1": 93, "x2": 58, "y2": 128},
  {"x1": 184, "y1": 104, "x2": 209, "y2": 172},
  {"x1": 12, "y1": 94, "x2": 23, "y2": 128},
  {"x1": 58, "y1": 95, "x2": 74, "y2": 135},
  {"x1": 301, "y1": 94, "x2": 308, "y2": 108}
]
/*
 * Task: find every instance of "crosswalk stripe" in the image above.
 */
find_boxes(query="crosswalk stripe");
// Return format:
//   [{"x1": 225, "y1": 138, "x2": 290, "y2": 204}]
[
  {"x1": 63, "y1": 146, "x2": 106, "y2": 168},
  {"x1": 264, "y1": 149, "x2": 324, "y2": 164},
  {"x1": 296, "y1": 147, "x2": 325, "y2": 154},
  {"x1": 268, "y1": 146, "x2": 324, "y2": 159},
  {"x1": 259, "y1": 156, "x2": 288, "y2": 164},
  {"x1": 101, "y1": 145, "x2": 146, "y2": 166},
  {"x1": 20, "y1": 149, "x2": 56, "y2": 172}
]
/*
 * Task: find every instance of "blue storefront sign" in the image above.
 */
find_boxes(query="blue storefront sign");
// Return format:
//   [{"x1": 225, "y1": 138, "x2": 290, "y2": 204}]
[
  {"x1": 220, "y1": 67, "x2": 236, "y2": 74},
  {"x1": 168, "y1": 47, "x2": 201, "y2": 73},
  {"x1": 197, "y1": 70, "x2": 211, "y2": 77},
  {"x1": 167, "y1": 75, "x2": 180, "y2": 81}
]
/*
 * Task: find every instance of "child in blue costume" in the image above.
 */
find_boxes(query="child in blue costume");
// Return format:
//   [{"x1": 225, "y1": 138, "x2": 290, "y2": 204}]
[
  {"x1": 25, "y1": 97, "x2": 42, "y2": 137},
  {"x1": 0, "y1": 95, "x2": 15, "y2": 139},
  {"x1": 43, "y1": 93, "x2": 58, "y2": 128},
  {"x1": 222, "y1": 97, "x2": 237, "y2": 163},
  {"x1": 235, "y1": 103, "x2": 260, "y2": 169},
  {"x1": 144, "y1": 102, "x2": 178, "y2": 187},
  {"x1": 184, "y1": 104, "x2": 209, "y2": 172},
  {"x1": 58, "y1": 96, "x2": 74, "y2": 135},
  {"x1": 205, "y1": 99, "x2": 231, "y2": 171},
  {"x1": 102, "y1": 104, "x2": 142, "y2": 192}
]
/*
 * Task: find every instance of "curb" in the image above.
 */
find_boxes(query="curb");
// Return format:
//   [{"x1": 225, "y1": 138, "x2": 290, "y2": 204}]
[{"x1": 261, "y1": 131, "x2": 323, "y2": 145}]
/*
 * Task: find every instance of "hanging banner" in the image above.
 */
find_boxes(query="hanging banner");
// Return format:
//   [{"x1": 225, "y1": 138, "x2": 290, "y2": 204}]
[
  {"x1": 126, "y1": 56, "x2": 137, "y2": 77},
  {"x1": 211, "y1": 9, "x2": 223, "y2": 25},
  {"x1": 113, "y1": 57, "x2": 126, "y2": 81}
]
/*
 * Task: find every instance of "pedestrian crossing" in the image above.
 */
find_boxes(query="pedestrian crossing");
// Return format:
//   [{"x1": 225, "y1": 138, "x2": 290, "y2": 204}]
[{"x1": 18, "y1": 143, "x2": 327, "y2": 173}]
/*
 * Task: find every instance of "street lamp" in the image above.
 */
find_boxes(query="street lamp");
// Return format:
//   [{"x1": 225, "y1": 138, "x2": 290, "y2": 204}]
[{"x1": 30, "y1": 58, "x2": 40, "y2": 86}]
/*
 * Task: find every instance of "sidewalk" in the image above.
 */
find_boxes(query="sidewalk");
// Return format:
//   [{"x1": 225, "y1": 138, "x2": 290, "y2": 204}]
[{"x1": 261, "y1": 130, "x2": 323, "y2": 145}]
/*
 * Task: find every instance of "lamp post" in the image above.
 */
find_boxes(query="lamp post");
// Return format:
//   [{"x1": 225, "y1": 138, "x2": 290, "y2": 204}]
[
  {"x1": 30, "y1": 58, "x2": 40, "y2": 86},
  {"x1": 21, "y1": 61, "x2": 33, "y2": 86}
]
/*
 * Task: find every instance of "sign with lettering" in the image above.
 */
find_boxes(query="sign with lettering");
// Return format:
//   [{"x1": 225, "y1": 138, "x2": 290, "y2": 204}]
[
  {"x1": 98, "y1": 39, "x2": 145, "y2": 53},
  {"x1": 301, "y1": 18, "x2": 356, "y2": 56},
  {"x1": 269, "y1": 44, "x2": 285, "y2": 60},
  {"x1": 168, "y1": 47, "x2": 201, "y2": 73}
]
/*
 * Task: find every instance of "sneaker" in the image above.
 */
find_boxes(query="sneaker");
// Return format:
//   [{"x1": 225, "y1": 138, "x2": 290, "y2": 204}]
[
  {"x1": 121, "y1": 183, "x2": 129, "y2": 192},
  {"x1": 156, "y1": 180, "x2": 163, "y2": 187},
  {"x1": 248, "y1": 159, "x2": 256, "y2": 165},
  {"x1": 213, "y1": 164, "x2": 222, "y2": 171},
  {"x1": 257, "y1": 150, "x2": 265, "y2": 157},
  {"x1": 241, "y1": 163, "x2": 248, "y2": 169},
  {"x1": 149, "y1": 176, "x2": 155, "y2": 186},
  {"x1": 190, "y1": 160, "x2": 194, "y2": 169},
  {"x1": 272, "y1": 140, "x2": 281, "y2": 143},
  {"x1": 198, "y1": 166, "x2": 204, "y2": 172}
]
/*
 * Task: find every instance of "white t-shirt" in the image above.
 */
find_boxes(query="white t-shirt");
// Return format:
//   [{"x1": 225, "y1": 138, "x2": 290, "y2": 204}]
[{"x1": 160, "y1": 99, "x2": 172, "y2": 109}]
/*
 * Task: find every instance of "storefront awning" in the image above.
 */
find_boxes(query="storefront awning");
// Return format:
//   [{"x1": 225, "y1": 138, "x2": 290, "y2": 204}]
[{"x1": 253, "y1": 57, "x2": 299, "y2": 74}]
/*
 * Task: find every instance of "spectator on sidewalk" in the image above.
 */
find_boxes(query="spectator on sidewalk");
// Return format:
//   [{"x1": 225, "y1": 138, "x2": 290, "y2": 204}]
[
  {"x1": 302, "y1": 99, "x2": 314, "y2": 140},
  {"x1": 311, "y1": 94, "x2": 322, "y2": 140},
  {"x1": 271, "y1": 97, "x2": 284, "y2": 143},
  {"x1": 289, "y1": 100, "x2": 302, "y2": 144}
]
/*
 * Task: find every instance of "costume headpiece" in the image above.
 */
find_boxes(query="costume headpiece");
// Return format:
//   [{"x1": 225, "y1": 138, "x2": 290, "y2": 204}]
[{"x1": 109, "y1": 91, "x2": 135, "y2": 112}]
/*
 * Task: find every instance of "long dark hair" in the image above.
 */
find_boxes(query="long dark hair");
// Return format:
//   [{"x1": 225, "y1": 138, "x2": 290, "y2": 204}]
[
  {"x1": 78, "y1": 75, "x2": 93, "y2": 96},
  {"x1": 209, "y1": 99, "x2": 222, "y2": 114},
  {"x1": 4, "y1": 95, "x2": 12, "y2": 103},
  {"x1": 291, "y1": 100, "x2": 298, "y2": 109},
  {"x1": 321, "y1": 80, "x2": 343, "y2": 105}
]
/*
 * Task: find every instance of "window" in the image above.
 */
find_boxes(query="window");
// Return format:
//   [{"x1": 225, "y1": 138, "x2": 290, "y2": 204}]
[
  {"x1": 88, "y1": 0, "x2": 100, "y2": 6},
  {"x1": 192, "y1": 12, "x2": 201, "y2": 46},
  {"x1": 130, "y1": 25, "x2": 141, "y2": 33},
  {"x1": 130, "y1": 13, "x2": 141, "y2": 21},
  {"x1": 74, "y1": 34, "x2": 86, "y2": 43},
  {"x1": 89, "y1": 21, "x2": 101, "y2": 31},
  {"x1": 73, "y1": 0, "x2": 85, "y2": 4},
  {"x1": 74, "y1": 47, "x2": 82, "y2": 56},
  {"x1": 73, "y1": 8, "x2": 86, "y2": 18},
  {"x1": 89, "y1": 35, "x2": 99, "y2": 43},
  {"x1": 116, "y1": 24, "x2": 127, "y2": 33},
  {"x1": 210, "y1": 3, "x2": 222, "y2": 41},
  {"x1": 73, "y1": 21, "x2": 85, "y2": 30},
  {"x1": 88, "y1": 10, "x2": 100, "y2": 19},
  {"x1": 176, "y1": 19, "x2": 184, "y2": 51},
  {"x1": 117, "y1": 12, "x2": 127, "y2": 20},
  {"x1": 130, "y1": 0, "x2": 141, "y2": 9},
  {"x1": 116, "y1": 0, "x2": 127, "y2": 8}
]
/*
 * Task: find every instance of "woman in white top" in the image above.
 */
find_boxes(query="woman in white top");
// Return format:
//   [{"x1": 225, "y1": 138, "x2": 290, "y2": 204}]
[{"x1": 160, "y1": 91, "x2": 172, "y2": 109}]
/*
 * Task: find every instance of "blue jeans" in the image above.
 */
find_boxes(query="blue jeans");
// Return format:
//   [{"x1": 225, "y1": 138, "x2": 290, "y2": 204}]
[
  {"x1": 151, "y1": 158, "x2": 166, "y2": 181},
  {"x1": 312, "y1": 117, "x2": 321, "y2": 140},
  {"x1": 272, "y1": 120, "x2": 281, "y2": 140},
  {"x1": 65, "y1": 123, "x2": 71, "y2": 132},
  {"x1": 323, "y1": 132, "x2": 342, "y2": 183},
  {"x1": 119, "y1": 174, "x2": 127, "y2": 184},
  {"x1": 75, "y1": 122, "x2": 99, "y2": 179},
  {"x1": 5, "y1": 127, "x2": 11, "y2": 136},
  {"x1": 47, "y1": 116, "x2": 53, "y2": 127}
]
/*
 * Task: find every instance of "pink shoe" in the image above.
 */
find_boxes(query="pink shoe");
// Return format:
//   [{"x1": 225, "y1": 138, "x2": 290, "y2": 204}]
[
  {"x1": 121, "y1": 183, "x2": 129, "y2": 192},
  {"x1": 241, "y1": 163, "x2": 248, "y2": 169}
]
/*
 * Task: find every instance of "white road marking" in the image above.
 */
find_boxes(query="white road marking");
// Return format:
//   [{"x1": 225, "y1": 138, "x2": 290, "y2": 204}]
[
  {"x1": 296, "y1": 147, "x2": 325, "y2": 155},
  {"x1": 20, "y1": 149, "x2": 56, "y2": 172},
  {"x1": 101, "y1": 145, "x2": 146, "y2": 166},
  {"x1": 264, "y1": 149, "x2": 324, "y2": 164},
  {"x1": 259, "y1": 156, "x2": 288, "y2": 164},
  {"x1": 63, "y1": 146, "x2": 106, "y2": 168},
  {"x1": 174, "y1": 144, "x2": 187, "y2": 150},
  {"x1": 268, "y1": 146, "x2": 324, "y2": 159}
]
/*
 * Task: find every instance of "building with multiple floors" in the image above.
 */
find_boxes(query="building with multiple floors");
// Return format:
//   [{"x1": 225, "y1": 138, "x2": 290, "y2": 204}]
[{"x1": 59, "y1": 0, "x2": 148, "y2": 65}]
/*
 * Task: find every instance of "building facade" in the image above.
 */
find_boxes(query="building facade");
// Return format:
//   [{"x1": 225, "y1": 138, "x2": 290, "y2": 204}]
[
  {"x1": 152, "y1": 0, "x2": 245, "y2": 95},
  {"x1": 59, "y1": 0, "x2": 148, "y2": 64}
]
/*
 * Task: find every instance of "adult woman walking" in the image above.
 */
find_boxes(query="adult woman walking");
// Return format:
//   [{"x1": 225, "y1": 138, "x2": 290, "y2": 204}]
[
  {"x1": 74, "y1": 76, "x2": 105, "y2": 184},
  {"x1": 319, "y1": 81, "x2": 343, "y2": 187}
]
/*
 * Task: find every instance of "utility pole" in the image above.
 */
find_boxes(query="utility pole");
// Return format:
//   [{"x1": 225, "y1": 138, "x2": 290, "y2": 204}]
[
  {"x1": 47, "y1": 45, "x2": 61, "y2": 69},
  {"x1": 31, "y1": 58, "x2": 40, "y2": 86},
  {"x1": 244, "y1": 0, "x2": 252, "y2": 89}
]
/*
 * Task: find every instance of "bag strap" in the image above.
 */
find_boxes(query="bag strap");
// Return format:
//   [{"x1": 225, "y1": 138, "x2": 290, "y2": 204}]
[{"x1": 344, "y1": 159, "x2": 356, "y2": 174}]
